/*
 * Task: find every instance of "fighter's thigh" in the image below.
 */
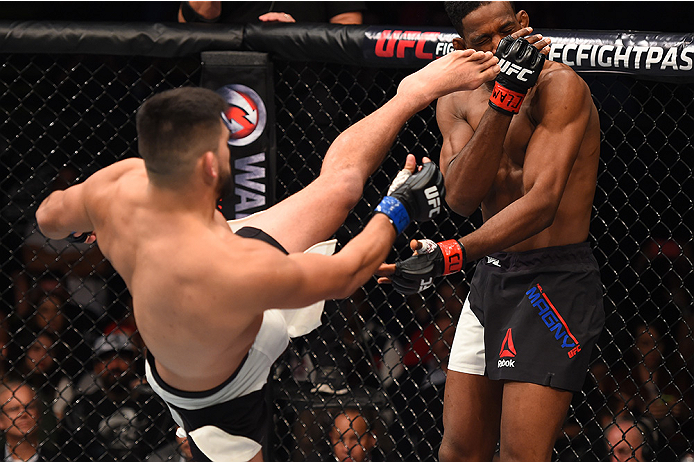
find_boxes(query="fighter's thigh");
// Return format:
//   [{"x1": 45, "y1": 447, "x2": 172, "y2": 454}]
[
  {"x1": 239, "y1": 174, "x2": 359, "y2": 254},
  {"x1": 499, "y1": 381, "x2": 573, "y2": 462},
  {"x1": 440, "y1": 370, "x2": 502, "y2": 461}
]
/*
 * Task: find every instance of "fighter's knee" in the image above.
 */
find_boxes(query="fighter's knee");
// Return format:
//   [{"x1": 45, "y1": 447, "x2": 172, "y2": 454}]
[
  {"x1": 439, "y1": 438, "x2": 465, "y2": 462},
  {"x1": 319, "y1": 172, "x2": 363, "y2": 210},
  {"x1": 440, "y1": 436, "x2": 494, "y2": 462}
]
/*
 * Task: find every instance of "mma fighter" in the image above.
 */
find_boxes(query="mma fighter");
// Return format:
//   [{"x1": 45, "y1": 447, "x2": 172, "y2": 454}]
[
  {"x1": 36, "y1": 48, "x2": 500, "y2": 462},
  {"x1": 379, "y1": 2, "x2": 605, "y2": 461}
]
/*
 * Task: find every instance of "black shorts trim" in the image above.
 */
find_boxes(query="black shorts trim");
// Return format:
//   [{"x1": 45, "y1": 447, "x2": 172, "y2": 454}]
[
  {"x1": 145, "y1": 352, "x2": 249, "y2": 399},
  {"x1": 236, "y1": 226, "x2": 288, "y2": 255}
]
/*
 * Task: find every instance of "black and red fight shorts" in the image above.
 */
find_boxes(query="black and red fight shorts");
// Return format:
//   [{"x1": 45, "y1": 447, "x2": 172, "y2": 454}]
[{"x1": 449, "y1": 242, "x2": 604, "y2": 392}]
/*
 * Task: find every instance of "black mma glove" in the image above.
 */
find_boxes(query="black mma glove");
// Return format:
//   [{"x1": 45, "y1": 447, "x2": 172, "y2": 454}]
[
  {"x1": 374, "y1": 162, "x2": 445, "y2": 234},
  {"x1": 489, "y1": 36, "x2": 545, "y2": 115},
  {"x1": 390, "y1": 239, "x2": 466, "y2": 295}
]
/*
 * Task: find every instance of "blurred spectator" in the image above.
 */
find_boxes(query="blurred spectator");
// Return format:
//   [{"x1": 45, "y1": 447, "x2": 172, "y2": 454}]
[
  {"x1": 16, "y1": 330, "x2": 65, "y2": 395},
  {"x1": 289, "y1": 289, "x2": 400, "y2": 462},
  {"x1": 596, "y1": 322, "x2": 691, "y2": 459},
  {"x1": 402, "y1": 283, "x2": 463, "y2": 369},
  {"x1": 391, "y1": 313, "x2": 455, "y2": 461},
  {"x1": 62, "y1": 330, "x2": 172, "y2": 462},
  {"x1": 604, "y1": 417, "x2": 653, "y2": 462},
  {"x1": 0, "y1": 379, "x2": 66, "y2": 462},
  {"x1": 147, "y1": 428, "x2": 196, "y2": 462},
  {"x1": 341, "y1": 288, "x2": 405, "y2": 391},
  {"x1": 26, "y1": 287, "x2": 93, "y2": 377},
  {"x1": 329, "y1": 408, "x2": 377, "y2": 462},
  {"x1": 178, "y1": 1, "x2": 365, "y2": 24},
  {"x1": 0, "y1": 316, "x2": 16, "y2": 377}
]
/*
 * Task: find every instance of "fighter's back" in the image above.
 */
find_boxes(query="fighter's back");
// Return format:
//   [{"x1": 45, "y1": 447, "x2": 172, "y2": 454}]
[{"x1": 86, "y1": 158, "x2": 267, "y2": 391}]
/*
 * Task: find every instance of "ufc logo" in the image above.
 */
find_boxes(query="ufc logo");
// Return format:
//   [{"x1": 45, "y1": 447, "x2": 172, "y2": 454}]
[
  {"x1": 424, "y1": 185, "x2": 441, "y2": 218},
  {"x1": 498, "y1": 58, "x2": 534, "y2": 82},
  {"x1": 419, "y1": 277, "x2": 434, "y2": 292}
]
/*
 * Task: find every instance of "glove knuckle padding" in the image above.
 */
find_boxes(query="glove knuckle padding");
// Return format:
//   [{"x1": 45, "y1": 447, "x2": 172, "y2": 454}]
[
  {"x1": 496, "y1": 35, "x2": 514, "y2": 58},
  {"x1": 495, "y1": 37, "x2": 544, "y2": 93},
  {"x1": 390, "y1": 163, "x2": 445, "y2": 222}
]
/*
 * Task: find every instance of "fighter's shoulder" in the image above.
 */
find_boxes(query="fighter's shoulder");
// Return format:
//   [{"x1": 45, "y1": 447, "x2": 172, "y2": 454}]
[
  {"x1": 538, "y1": 60, "x2": 589, "y2": 92},
  {"x1": 438, "y1": 86, "x2": 478, "y2": 106},
  {"x1": 436, "y1": 88, "x2": 477, "y2": 124},
  {"x1": 86, "y1": 158, "x2": 145, "y2": 186}
]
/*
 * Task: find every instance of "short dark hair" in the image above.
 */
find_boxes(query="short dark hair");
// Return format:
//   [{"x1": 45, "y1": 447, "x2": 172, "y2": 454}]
[
  {"x1": 444, "y1": 1, "x2": 515, "y2": 36},
  {"x1": 136, "y1": 87, "x2": 228, "y2": 187}
]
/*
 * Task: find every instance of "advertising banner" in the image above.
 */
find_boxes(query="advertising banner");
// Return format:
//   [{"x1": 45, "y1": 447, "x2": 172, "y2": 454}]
[{"x1": 201, "y1": 51, "x2": 276, "y2": 219}]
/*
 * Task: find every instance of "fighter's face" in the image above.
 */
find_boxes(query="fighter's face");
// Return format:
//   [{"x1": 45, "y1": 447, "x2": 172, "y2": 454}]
[{"x1": 457, "y1": 2, "x2": 527, "y2": 54}]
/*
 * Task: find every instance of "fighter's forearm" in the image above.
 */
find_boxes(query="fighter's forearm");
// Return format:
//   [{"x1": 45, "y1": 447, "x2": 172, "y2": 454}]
[
  {"x1": 331, "y1": 214, "x2": 398, "y2": 298},
  {"x1": 460, "y1": 191, "x2": 556, "y2": 261},
  {"x1": 445, "y1": 109, "x2": 512, "y2": 216},
  {"x1": 36, "y1": 192, "x2": 70, "y2": 239},
  {"x1": 36, "y1": 189, "x2": 92, "y2": 239}
]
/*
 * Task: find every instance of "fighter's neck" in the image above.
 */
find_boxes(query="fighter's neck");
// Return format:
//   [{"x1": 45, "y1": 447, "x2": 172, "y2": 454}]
[{"x1": 146, "y1": 182, "x2": 218, "y2": 220}]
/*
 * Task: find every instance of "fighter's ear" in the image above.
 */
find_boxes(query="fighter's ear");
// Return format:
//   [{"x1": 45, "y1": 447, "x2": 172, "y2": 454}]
[
  {"x1": 202, "y1": 151, "x2": 219, "y2": 183},
  {"x1": 516, "y1": 10, "x2": 529, "y2": 28},
  {"x1": 452, "y1": 37, "x2": 466, "y2": 51}
]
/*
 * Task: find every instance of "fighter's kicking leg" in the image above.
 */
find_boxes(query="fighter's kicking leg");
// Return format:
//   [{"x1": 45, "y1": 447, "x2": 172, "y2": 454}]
[{"x1": 238, "y1": 49, "x2": 500, "y2": 254}]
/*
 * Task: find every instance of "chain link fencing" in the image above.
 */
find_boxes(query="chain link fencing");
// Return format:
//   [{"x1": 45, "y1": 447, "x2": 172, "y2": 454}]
[{"x1": 1, "y1": 30, "x2": 693, "y2": 462}]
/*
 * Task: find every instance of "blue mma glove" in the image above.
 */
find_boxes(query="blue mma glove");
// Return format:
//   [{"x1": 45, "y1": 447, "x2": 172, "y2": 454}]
[{"x1": 375, "y1": 162, "x2": 445, "y2": 234}]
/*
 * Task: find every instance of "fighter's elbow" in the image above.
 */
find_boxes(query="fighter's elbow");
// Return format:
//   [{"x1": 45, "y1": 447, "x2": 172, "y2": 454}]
[
  {"x1": 35, "y1": 195, "x2": 69, "y2": 239},
  {"x1": 444, "y1": 179, "x2": 481, "y2": 217},
  {"x1": 534, "y1": 196, "x2": 561, "y2": 231},
  {"x1": 333, "y1": 273, "x2": 362, "y2": 301},
  {"x1": 35, "y1": 203, "x2": 56, "y2": 236},
  {"x1": 445, "y1": 194, "x2": 479, "y2": 217}
]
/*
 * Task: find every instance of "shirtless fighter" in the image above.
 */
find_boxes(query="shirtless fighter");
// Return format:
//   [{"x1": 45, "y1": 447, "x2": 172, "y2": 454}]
[
  {"x1": 379, "y1": 2, "x2": 605, "y2": 461},
  {"x1": 35, "y1": 49, "x2": 500, "y2": 462}
]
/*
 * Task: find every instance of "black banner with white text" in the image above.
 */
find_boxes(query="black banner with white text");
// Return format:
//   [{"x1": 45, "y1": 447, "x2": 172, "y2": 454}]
[{"x1": 201, "y1": 51, "x2": 276, "y2": 219}]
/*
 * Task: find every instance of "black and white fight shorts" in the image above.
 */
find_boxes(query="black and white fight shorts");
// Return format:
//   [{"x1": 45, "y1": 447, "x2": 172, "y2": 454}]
[
  {"x1": 145, "y1": 227, "x2": 290, "y2": 462},
  {"x1": 448, "y1": 242, "x2": 605, "y2": 392}
]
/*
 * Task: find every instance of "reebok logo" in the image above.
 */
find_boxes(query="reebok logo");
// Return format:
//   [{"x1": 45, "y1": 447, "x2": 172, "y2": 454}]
[
  {"x1": 498, "y1": 329, "x2": 516, "y2": 367},
  {"x1": 499, "y1": 328, "x2": 517, "y2": 358},
  {"x1": 498, "y1": 58, "x2": 536, "y2": 82}
]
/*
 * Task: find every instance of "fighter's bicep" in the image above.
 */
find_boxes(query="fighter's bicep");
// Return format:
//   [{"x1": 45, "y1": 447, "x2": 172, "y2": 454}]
[
  {"x1": 255, "y1": 252, "x2": 341, "y2": 310},
  {"x1": 523, "y1": 73, "x2": 591, "y2": 195}
]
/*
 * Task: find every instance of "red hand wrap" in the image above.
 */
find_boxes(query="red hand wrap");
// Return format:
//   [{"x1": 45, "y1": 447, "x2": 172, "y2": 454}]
[
  {"x1": 489, "y1": 81, "x2": 526, "y2": 115},
  {"x1": 438, "y1": 239, "x2": 466, "y2": 275}
]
